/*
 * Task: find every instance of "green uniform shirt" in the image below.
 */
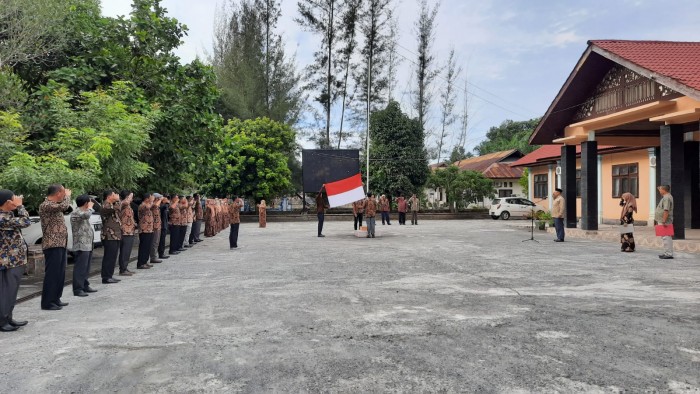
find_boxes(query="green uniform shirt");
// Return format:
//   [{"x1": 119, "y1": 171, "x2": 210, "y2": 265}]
[{"x1": 654, "y1": 194, "x2": 673, "y2": 224}]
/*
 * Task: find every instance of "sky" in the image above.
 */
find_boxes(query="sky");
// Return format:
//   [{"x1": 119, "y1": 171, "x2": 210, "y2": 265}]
[{"x1": 100, "y1": 0, "x2": 700, "y2": 154}]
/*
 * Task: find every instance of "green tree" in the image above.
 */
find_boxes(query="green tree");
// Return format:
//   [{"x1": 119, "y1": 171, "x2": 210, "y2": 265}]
[
  {"x1": 0, "y1": 0, "x2": 72, "y2": 67},
  {"x1": 426, "y1": 165, "x2": 460, "y2": 212},
  {"x1": 368, "y1": 101, "x2": 429, "y2": 196},
  {"x1": 205, "y1": 117, "x2": 295, "y2": 200},
  {"x1": 0, "y1": 68, "x2": 28, "y2": 110},
  {"x1": 213, "y1": 0, "x2": 302, "y2": 124},
  {"x1": 474, "y1": 118, "x2": 541, "y2": 156},
  {"x1": 519, "y1": 168, "x2": 529, "y2": 197},
  {"x1": 449, "y1": 145, "x2": 473, "y2": 163},
  {"x1": 455, "y1": 170, "x2": 494, "y2": 207}
]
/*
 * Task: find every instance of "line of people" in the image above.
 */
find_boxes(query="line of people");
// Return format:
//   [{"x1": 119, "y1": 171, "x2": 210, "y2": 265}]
[
  {"x1": 0, "y1": 185, "x2": 248, "y2": 333},
  {"x1": 350, "y1": 193, "x2": 421, "y2": 238}
]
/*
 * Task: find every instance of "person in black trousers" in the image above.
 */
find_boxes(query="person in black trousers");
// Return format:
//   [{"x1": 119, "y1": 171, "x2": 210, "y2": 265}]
[
  {"x1": 38, "y1": 184, "x2": 72, "y2": 310},
  {"x1": 229, "y1": 196, "x2": 243, "y2": 249},
  {"x1": 316, "y1": 187, "x2": 328, "y2": 237},
  {"x1": 100, "y1": 190, "x2": 122, "y2": 284},
  {"x1": 168, "y1": 195, "x2": 182, "y2": 255},
  {"x1": 70, "y1": 195, "x2": 97, "y2": 297},
  {"x1": 137, "y1": 193, "x2": 155, "y2": 269},
  {"x1": 158, "y1": 196, "x2": 170, "y2": 259}
]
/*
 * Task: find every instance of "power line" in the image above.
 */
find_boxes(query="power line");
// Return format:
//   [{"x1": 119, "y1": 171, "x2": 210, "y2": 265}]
[{"x1": 393, "y1": 43, "x2": 538, "y2": 119}]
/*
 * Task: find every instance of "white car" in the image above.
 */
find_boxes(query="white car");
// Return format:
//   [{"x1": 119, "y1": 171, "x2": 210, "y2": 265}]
[
  {"x1": 23, "y1": 207, "x2": 103, "y2": 254},
  {"x1": 490, "y1": 197, "x2": 545, "y2": 220}
]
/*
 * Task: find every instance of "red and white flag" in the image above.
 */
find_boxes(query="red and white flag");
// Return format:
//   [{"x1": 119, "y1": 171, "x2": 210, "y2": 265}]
[{"x1": 324, "y1": 173, "x2": 365, "y2": 208}]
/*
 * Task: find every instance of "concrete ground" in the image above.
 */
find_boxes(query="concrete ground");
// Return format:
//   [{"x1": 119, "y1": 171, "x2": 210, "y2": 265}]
[{"x1": 1, "y1": 220, "x2": 699, "y2": 393}]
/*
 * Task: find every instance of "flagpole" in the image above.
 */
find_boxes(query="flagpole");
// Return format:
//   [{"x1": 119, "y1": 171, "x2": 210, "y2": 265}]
[{"x1": 366, "y1": 52, "x2": 371, "y2": 194}]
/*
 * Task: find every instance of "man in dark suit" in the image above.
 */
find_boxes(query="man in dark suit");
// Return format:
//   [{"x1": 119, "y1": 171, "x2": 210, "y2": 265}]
[
  {"x1": 100, "y1": 190, "x2": 122, "y2": 284},
  {"x1": 158, "y1": 195, "x2": 170, "y2": 259}
]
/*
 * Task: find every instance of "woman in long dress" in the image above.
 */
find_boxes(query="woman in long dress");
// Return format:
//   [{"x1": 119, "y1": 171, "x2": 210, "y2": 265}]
[
  {"x1": 620, "y1": 192, "x2": 637, "y2": 252},
  {"x1": 257, "y1": 200, "x2": 267, "y2": 228}
]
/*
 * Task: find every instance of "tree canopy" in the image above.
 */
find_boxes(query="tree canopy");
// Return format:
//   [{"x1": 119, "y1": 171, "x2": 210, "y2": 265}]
[{"x1": 473, "y1": 118, "x2": 541, "y2": 156}]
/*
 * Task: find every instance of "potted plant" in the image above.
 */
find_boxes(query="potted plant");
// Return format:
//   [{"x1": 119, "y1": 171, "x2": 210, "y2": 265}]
[{"x1": 535, "y1": 211, "x2": 552, "y2": 231}]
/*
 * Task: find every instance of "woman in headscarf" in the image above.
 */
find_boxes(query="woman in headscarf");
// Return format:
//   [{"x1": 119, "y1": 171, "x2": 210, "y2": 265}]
[
  {"x1": 257, "y1": 199, "x2": 267, "y2": 228},
  {"x1": 620, "y1": 192, "x2": 637, "y2": 252}
]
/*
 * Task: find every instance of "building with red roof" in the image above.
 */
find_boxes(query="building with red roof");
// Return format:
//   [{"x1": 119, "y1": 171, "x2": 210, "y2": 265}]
[{"x1": 524, "y1": 40, "x2": 700, "y2": 237}]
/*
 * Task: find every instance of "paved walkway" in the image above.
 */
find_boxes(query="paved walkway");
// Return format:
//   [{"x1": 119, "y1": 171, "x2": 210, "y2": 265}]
[{"x1": 1, "y1": 220, "x2": 699, "y2": 392}]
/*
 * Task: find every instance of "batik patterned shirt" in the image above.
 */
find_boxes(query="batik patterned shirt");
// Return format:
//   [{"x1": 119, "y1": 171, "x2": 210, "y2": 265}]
[
  {"x1": 169, "y1": 203, "x2": 181, "y2": 226},
  {"x1": 119, "y1": 203, "x2": 136, "y2": 236},
  {"x1": 366, "y1": 199, "x2": 377, "y2": 217},
  {"x1": 152, "y1": 205, "x2": 161, "y2": 231},
  {"x1": 229, "y1": 200, "x2": 243, "y2": 224},
  {"x1": 39, "y1": 196, "x2": 70, "y2": 250},
  {"x1": 138, "y1": 204, "x2": 154, "y2": 233},
  {"x1": 100, "y1": 201, "x2": 122, "y2": 241},
  {"x1": 0, "y1": 207, "x2": 31, "y2": 268}
]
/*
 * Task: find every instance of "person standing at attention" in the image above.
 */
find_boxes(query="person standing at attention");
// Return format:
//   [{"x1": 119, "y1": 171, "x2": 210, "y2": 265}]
[
  {"x1": 100, "y1": 190, "x2": 122, "y2": 284},
  {"x1": 0, "y1": 190, "x2": 31, "y2": 330},
  {"x1": 229, "y1": 196, "x2": 243, "y2": 249},
  {"x1": 380, "y1": 195, "x2": 391, "y2": 225},
  {"x1": 137, "y1": 193, "x2": 155, "y2": 270},
  {"x1": 70, "y1": 195, "x2": 97, "y2": 297},
  {"x1": 352, "y1": 198, "x2": 364, "y2": 231},
  {"x1": 396, "y1": 194, "x2": 407, "y2": 225},
  {"x1": 257, "y1": 200, "x2": 267, "y2": 228},
  {"x1": 365, "y1": 193, "x2": 377, "y2": 238},
  {"x1": 408, "y1": 194, "x2": 420, "y2": 225},
  {"x1": 39, "y1": 184, "x2": 72, "y2": 311},
  {"x1": 656, "y1": 185, "x2": 674, "y2": 259},
  {"x1": 552, "y1": 188, "x2": 565, "y2": 242},
  {"x1": 316, "y1": 187, "x2": 328, "y2": 237},
  {"x1": 117, "y1": 190, "x2": 135, "y2": 276},
  {"x1": 619, "y1": 192, "x2": 637, "y2": 252}
]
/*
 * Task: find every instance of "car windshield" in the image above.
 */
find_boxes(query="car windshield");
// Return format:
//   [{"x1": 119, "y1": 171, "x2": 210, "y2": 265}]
[{"x1": 492, "y1": 199, "x2": 501, "y2": 205}]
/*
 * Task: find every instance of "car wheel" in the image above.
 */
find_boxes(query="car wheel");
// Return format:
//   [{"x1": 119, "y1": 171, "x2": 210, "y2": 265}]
[
  {"x1": 491, "y1": 215, "x2": 500, "y2": 220},
  {"x1": 500, "y1": 211, "x2": 510, "y2": 220}
]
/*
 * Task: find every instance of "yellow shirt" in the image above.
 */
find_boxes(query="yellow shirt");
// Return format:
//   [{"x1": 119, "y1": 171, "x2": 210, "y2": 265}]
[{"x1": 552, "y1": 195, "x2": 565, "y2": 218}]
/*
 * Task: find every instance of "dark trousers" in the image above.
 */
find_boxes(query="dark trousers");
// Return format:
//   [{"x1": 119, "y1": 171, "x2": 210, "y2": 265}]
[
  {"x1": 179, "y1": 225, "x2": 187, "y2": 249},
  {"x1": 381, "y1": 211, "x2": 391, "y2": 225},
  {"x1": 169, "y1": 225, "x2": 179, "y2": 254},
  {"x1": 101, "y1": 240, "x2": 120, "y2": 280},
  {"x1": 190, "y1": 220, "x2": 202, "y2": 243},
  {"x1": 317, "y1": 213, "x2": 325, "y2": 236},
  {"x1": 159, "y1": 227, "x2": 168, "y2": 257},
  {"x1": 229, "y1": 223, "x2": 240, "y2": 248},
  {"x1": 554, "y1": 217, "x2": 565, "y2": 241},
  {"x1": 411, "y1": 211, "x2": 418, "y2": 225},
  {"x1": 41, "y1": 247, "x2": 67, "y2": 308},
  {"x1": 0, "y1": 265, "x2": 24, "y2": 325},
  {"x1": 72, "y1": 250, "x2": 92, "y2": 293},
  {"x1": 138, "y1": 232, "x2": 154, "y2": 267},
  {"x1": 354, "y1": 213, "x2": 363, "y2": 230},
  {"x1": 399, "y1": 212, "x2": 406, "y2": 225},
  {"x1": 118, "y1": 235, "x2": 135, "y2": 273}
]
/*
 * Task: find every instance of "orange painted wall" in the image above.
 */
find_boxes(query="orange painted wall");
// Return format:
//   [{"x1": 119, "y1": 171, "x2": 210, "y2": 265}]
[
  {"x1": 529, "y1": 148, "x2": 652, "y2": 223},
  {"x1": 530, "y1": 166, "x2": 550, "y2": 211}
]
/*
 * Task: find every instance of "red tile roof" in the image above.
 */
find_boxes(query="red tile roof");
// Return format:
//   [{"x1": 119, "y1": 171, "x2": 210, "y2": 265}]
[
  {"x1": 591, "y1": 40, "x2": 700, "y2": 93},
  {"x1": 510, "y1": 145, "x2": 617, "y2": 167}
]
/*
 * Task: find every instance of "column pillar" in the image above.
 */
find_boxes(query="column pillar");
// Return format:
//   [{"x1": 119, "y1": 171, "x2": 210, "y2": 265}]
[
  {"x1": 684, "y1": 140, "x2": 700, "y2": 228},
  {"x1": 659, "y1": 124, "x2": 684, "y2": 239},
  {"x1": 648, "y1": 148, "x2": 657, "y2": 227},
  {"x1": 527, "y1": 167, "x2": 533, "y2": 201},
  {"x1": 580, "y1": 141, "x2": 598, "y2": 230},
  {"x1": 561, "y1": 145, "x2": 577, "y2": 228},
  {"x1": 548, "y1": 164, "x2": 554, "y2": 211}
]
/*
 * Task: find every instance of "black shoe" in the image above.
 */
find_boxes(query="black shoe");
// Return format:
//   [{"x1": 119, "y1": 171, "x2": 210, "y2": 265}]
[
  {"x1": 137, "y1": 265, "x2": 151, "y2": 269},
  {"x1": 554, "y1": 239, "x2": 564, "y2": 242},
  {"x1": 0, "y1": 323, "x2": 19, "y2": 332},
  {"x1": 318, "y1": 234, "x2": 325, "y2": 237},
  {"x1": 85, "y1": 287, "x2": 98, "y2": 293},
  {"x1": 372, "y1": 234, "x2": 375, "y2": 238},
  {"x1": 74, "y1": 290, "x2": 88, "y2": 297},
  {"x1": 184, "y1": 244, "x2": 193, "y2": 248},
  {"x1": 151, "y1": 259, "x2": 162, "y2": 263},
  {"x1": 366, "y1": 235, "x2": 371, "y2": 238},
  {"x1": 177, "y1": 248, "x2": 186, "y2": 252},
  {"x1": 42, "y1": 305, "x2": 62, "y2": 311},
  {"x1": 8, "y1": 319, "x2": 28, "y2": 327},
  {"x1": 659, "y1": 255, "x2": 674, "y2": 259},
  {"x1": 195, "y1": 239, "x2": 203, "y2": 243},
  {"x1": 55, "y1": 300, "x2": 69, "y2": 307},
  {"x1": 102, "y1": 278, "x2": 119, "y2": 284},
  {"x1": 170, "y1": 251, "x2": 180, "y2": 255},
  {"x1": 160, "y1": 255, "x2": 170, "y2": 259}
]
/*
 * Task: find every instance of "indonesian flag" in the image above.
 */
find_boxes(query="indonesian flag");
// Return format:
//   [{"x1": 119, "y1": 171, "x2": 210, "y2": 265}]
[{"x1": 324, "y1": 173, "x2": 365, "y2": 208}]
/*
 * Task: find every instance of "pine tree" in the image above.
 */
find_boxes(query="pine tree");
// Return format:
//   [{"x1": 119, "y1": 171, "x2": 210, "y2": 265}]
[
  {"x1": 436, "y1": 48, "x2": 461, "y2": 164},
  {"x1": 335, "y1": 0, "x2": 361, "y2": 148},
  {"x1": 296, "y1": 0, "x2": 344, "y2": 148},
  {"x1": 413, "y1": 0, "x2": 440, "y2": 133}
]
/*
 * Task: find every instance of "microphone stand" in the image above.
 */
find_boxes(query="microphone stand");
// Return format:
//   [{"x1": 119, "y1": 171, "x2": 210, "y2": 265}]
[{"x1": 522, "y1": 197, "x2": 548, "y2": 243}]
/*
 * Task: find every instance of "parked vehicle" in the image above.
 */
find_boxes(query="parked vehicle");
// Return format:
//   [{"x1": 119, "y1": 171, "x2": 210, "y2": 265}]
[
  {"x1": 22, "y1": 206, "x2": 102, "y2": 255},
  {"x1": 490, "y1": 197, "x2": 544, "y2": 220}
]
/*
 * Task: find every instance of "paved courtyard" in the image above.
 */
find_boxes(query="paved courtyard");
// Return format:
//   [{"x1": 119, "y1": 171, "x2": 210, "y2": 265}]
[{"x1": 1, "y1": 220, "x2": 699, "y2": 392}]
